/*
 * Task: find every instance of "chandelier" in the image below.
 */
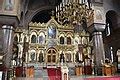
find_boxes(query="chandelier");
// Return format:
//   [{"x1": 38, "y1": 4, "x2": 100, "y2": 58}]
[{"x1": 55, "y1": 0, "x2": 94, "y2": 26}]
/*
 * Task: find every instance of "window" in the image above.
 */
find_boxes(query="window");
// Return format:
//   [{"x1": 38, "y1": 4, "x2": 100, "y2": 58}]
[
  {"x1": 110, "y1": 47, "x2": 113, "y2": 62},
  {"x1": 60, "y1": 36, "x2": 64, "y2": 44},
  {"x1": 67, "y1": 37, "x2": 71, "y2": 44},
  {"x1": 106, "y1": 23, "x2": 111, "y2": 36},
  {"x1": 31, "y1": 35, "x2": 36, "y2": 43}
]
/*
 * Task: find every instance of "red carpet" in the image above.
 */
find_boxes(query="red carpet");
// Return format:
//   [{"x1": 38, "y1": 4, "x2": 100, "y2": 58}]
[
  {"x1": 47, "y1": 68, "x2": 61, "y2": 80},
  {"x1": 86, "y1": 76, "x2": 120, "y2": 80}
]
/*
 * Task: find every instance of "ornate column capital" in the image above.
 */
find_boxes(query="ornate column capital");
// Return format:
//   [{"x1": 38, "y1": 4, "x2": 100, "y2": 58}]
[
  {"x1": 87, "y1": 23, "x2": 106, "y2": 33},
  {"x1": 0, "y1": 15, "x2": 19, "y2": 28}
]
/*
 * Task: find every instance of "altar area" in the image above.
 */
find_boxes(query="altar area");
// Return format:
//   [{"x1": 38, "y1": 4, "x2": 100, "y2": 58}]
[
  {"x1": 7, "y1": 0, "x2": 117, "y2": 79},
  {"x1": 11, "y1": 15, "x2": 94, "y2": 79}
]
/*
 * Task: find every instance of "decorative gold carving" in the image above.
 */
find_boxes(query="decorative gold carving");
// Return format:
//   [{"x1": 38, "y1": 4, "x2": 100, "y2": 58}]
[{"x1": 14, "y1": 6, "x2": 93, "y2": 64}]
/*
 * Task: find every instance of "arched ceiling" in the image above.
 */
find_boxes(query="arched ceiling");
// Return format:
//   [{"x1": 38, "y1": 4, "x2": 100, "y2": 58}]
[
  {"x1": 31, "y1": 10, "x2": 52, "y2": 23},
  {"x1": 20, "y1": 0, "x2": 61, "y2": 26},
  {"x1": 28, "y1": 0, "x2": 61, "y2": 10}
]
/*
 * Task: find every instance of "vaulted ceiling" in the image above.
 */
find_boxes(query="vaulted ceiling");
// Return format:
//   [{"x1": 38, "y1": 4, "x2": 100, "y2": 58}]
[
  {"x1": 28, "y1": 0, "x2": 61, "y2": 10},
  {"x1": 20, "y1": 0, "x2": 61, "y2": 26}
]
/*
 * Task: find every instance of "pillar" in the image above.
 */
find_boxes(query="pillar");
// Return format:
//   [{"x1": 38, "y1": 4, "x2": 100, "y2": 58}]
[
  {"x1": 2, "y1": 25, "x2": 14, "y2": 80},
  {"x1": 88, "y1": 22, "x2": 106, "y2": 75},
  {"x1": 2, "y1": 25, "x2": 14, "y2": 68},
  {"x1": 93, "y1": 32, "x2": 105, "y2": 65},
  {"x1": 93, "y1": 32, "x2": 105, "y2": 75},
  {"x1": 91, "y1": 23, "x2": 105, "y2": 75}
]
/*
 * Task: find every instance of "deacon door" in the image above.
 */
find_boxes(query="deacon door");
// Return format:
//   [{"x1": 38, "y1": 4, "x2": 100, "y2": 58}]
[{"x1": 47, "y1": 48, "x2": 56, "y2": 63}]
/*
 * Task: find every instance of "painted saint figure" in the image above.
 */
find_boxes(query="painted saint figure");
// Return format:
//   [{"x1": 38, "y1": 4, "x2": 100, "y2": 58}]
[
  {"x1": 38, "y1": 52, "x2": 44, "y2": 63},
  {"x1": 60, "y1": 51, "x2": 65, "y2": 63},
  {"x1": 31, "y1": 52, "x2": 35, "y2": 62}
]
